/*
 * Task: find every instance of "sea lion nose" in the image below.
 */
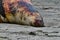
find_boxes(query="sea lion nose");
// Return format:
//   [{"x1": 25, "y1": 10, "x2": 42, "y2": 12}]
[{"x1": 34, "y1": 19, "x2": 45, "y2": 27}]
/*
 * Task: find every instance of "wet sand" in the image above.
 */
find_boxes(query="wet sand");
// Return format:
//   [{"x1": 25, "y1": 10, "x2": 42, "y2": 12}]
[{"x1": 0, "y1": 0, "x2": 60, "y2": 40}]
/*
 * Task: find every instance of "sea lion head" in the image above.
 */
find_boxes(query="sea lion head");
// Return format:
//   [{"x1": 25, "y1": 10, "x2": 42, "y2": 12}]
[
  {"x1": 2, "y1": 0, "x2": 45, "y2": 27},
  {"x1": 28, "y1": 12, "x2": 45, "y2": 27},
  {"x1": 22, "y1": 11, "x2": 45, "y2": 27}
]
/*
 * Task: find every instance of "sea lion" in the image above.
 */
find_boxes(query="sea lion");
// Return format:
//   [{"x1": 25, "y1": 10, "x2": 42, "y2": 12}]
[{"x1": 0, "y1": 0, "x2": 45, "y2": 27}]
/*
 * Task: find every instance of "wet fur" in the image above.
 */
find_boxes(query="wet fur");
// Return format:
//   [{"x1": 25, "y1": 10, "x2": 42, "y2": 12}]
[{"x1": 0, "y1": 0, "x2": 45, "y2": 27}]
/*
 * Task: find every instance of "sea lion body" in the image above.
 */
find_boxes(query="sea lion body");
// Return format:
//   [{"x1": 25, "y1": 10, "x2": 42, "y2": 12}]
[{"x1": 0, "y1": 0, "x2": 45, "y2": 27}]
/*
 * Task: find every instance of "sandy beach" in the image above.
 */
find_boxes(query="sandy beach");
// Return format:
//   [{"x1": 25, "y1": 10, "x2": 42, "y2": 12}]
[{"x1": 0, "y1": 0, "x2": 60, "y2": 40}]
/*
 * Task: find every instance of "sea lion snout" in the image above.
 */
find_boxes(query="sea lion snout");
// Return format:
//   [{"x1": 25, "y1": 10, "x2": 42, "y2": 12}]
[{"x1": 33, "y1": 19, "x2": 45, "y2": 27}]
